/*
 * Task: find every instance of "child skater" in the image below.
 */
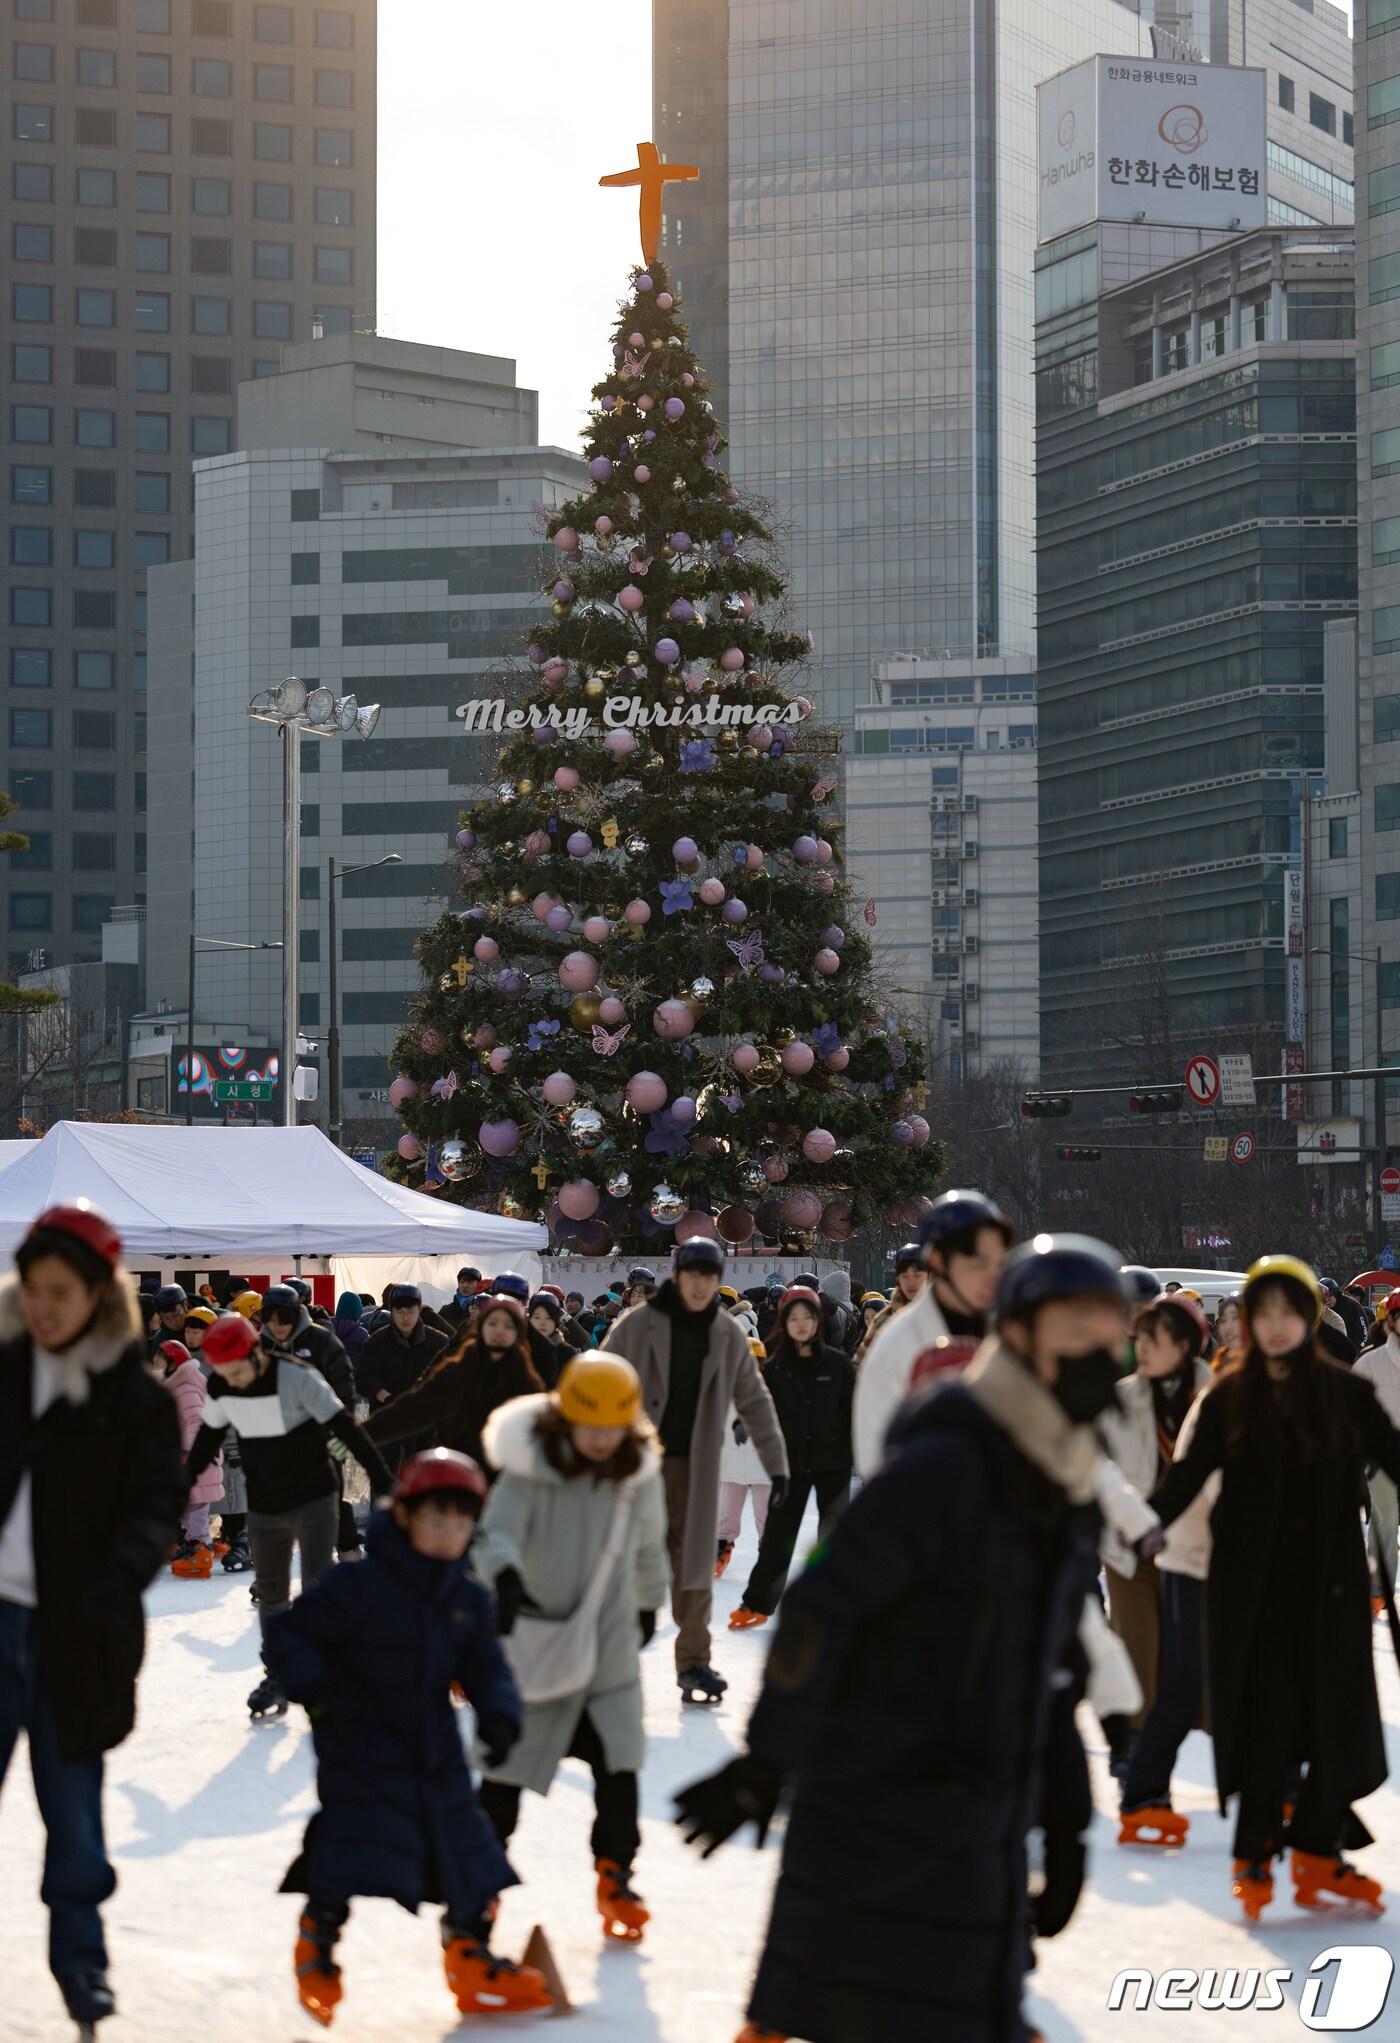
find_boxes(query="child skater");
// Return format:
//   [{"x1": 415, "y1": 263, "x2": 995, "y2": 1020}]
[
  {"x1": 148, "y1": 1338, "x2": 223, "y2": 1578},
  {"x1": 265, "y1": 1448, "x2": 551, "y2": 2027},
  {"x1": 716, "y1": 1338, "x2": 774, "y2": 1580},
  {"x1": 473, "y1": 1354, "x2": 668, "y2": 1944}
]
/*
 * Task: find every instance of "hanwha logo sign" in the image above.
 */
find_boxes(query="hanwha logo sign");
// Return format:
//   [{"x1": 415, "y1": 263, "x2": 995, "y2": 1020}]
[
  {"x1": 1057, "y1": 108, "x2": 1077, "y2": 149},
  {"x1": 1158, "y1": 102, "x2": 1206, "y2": 154}
]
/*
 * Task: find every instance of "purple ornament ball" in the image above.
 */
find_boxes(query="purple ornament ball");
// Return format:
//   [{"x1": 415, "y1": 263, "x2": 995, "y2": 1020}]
[
  {"x1": 821, "y1": 925, "x2": 846, "y2": 948},
  {"x1": 495, "y1": 968, "x2": 525, "y2": 997},
  {"x1": 671, "y1": 835, "x2": 699, "y2": 864},
  {"x1": 721, "y1": 897, "x2": 749, "y2": 924},
  {"x1": 670, "y1": 1094, "x2": 698, "y2": 1126},
  {"x1": 792, "y1": 835, "x2": 819, "y2": 863},
  {"x1": 552, "y1": 579, "x2": 574, "y2": 602},
  {"x1": 759, "y1": 962, "x2": 786, "y2": 986},
  {"x1": 545, "y1": 904, "x2": 573, "y2": 933},
  {"x1": 669, "y1": 598, "x2": 695, "y2": 623},
  {"x1": 664, "y1": 397, "x2": 686, "y2": 421},
  {"x1": 655, "y1": 637, "x2": 681, "y2": 666},
  {"x1": 566, "y1": 831, "x2": 593, "y2": 858},
  {"x1": 455, "y1": 828, "x2": 476, "y2": 851},
  {"x1": 588, "y1": 456, "x2": 613, "y2": 483},
  {"x1": 890, "y1": 1120, "x2": 916, "y2": 1148},
  {"x1": 479, "y1": 1118, "x2": 521, "y2": 1158},
  {"x1": 527, "y1": 643, "x2": 546, "y2": 666},
  {"x1": 670, "y1": 531, "x2": 692, "y2": 553},
  {"x1": 635, "y1": 272, "x2": 654, "y2": 293}
]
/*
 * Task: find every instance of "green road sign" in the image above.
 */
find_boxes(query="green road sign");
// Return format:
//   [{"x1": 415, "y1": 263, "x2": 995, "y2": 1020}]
[{"x1": 214, "y1": 1079, "x2": 275, "y2": 1103}]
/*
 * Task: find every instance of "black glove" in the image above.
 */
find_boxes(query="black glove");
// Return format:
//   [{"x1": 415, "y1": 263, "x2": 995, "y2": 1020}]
[
  {"x1": 732, "y1": 1417, "x2": 749, "y2": 1446},
  {"x1": 675, "y1": 1753, "x2": 783, "y2": 1858},
  {"x1": 1134, "y1": 1524, "x2": 1165, "y2": 1560},
  {"x1": 639, "y1": 1608, "x2": 656, "y2": 1647},
  {"x1": 479, "y1": 1711, "x2": 520, "y2": 1771},
  {"x1": 768, "y1": 1475, "x2": 789, "y2": 1513},
  {"x1": 492, "y1": 1566, "x2": 539, "y2": 1638},
  {"x1": 1033, "y1": 1830, "x2": 1086, "y2": 1939}
]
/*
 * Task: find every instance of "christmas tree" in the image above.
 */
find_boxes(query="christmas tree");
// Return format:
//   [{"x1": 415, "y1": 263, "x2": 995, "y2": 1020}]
[{"x1": 387, "y1": 251, "x2": 938, "y2": 1256}]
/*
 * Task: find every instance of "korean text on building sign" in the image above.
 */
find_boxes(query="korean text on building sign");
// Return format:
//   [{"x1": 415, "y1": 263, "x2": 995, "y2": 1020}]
[{"x1": 1107, "y1": 159, "x2": 1260, "y2": 194}]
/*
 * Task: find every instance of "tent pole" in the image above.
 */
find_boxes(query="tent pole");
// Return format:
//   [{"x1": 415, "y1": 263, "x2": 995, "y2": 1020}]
[{"x1": 282, "y1": 724, "x2": 300, "y2": 1128}]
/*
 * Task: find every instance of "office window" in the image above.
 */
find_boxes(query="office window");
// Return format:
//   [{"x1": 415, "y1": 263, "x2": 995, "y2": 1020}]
[
  {"x1": 134, "y1": 412, "x2": 169, "y2": 450},
  {"x1": 12, "y1": 284, "x2": 51, "y2": 323},
  {"x1": 135, "y1": 173, "x2": 169, "y2": 212},
  {"x1": 15, "y1": 105, "x2": 54, "y2": 142},
  {"x1": 254, "y1": 122, "x2": 291, "y2": 159},
  {"x1": 133, "y1": 593, "x2": 145, "y2": 630},
  {"x1": 78, "y1": 0, "x2": 116, "y2": 16},
  {"x1": 1279, "y1": 74, "x2": 1295, "y2": 112},
  {"x1": 11, "y1": 404, "x2": 52, "y2": 443},
  {"x1": 190, "y1": 354, "x2": 230, "y2": 394},
  {"x1": 256, "y1": 2, "x2": 292, "y2": 36},
  {"x1": 15, "y1": 43, "x2": 53, "y2": 82},
  {"x1": 77, "y1": 48, "x2": 115, "y2": 87},
  {"x1": 254, "y1": 241, "x2": 292, "y2": 278},
  {"x1": 191, "y1": 295, "x2": 230, "y2": 334},
  {"x1": 73, "y1": 832, "x2": 115, "y2": 871},
  {"x1": 75, "y1": 108, "x2": 116, "y2": 146},
  {"x1": 11, "y1": 587, "x2": 50, "y2": 626},
  {"x1": 254, "y1": 180, "x2": 292, "y2": 219},
  {"x1": 315, "y1": 67, "x2": 351, "y2": 106},
  {"x1": 76, "y1": 289, "x2": 114, "y2": 326},
  {"x1": 315, "y1": 127, "x2": 351, "y2": 165},
  {"x1": 10, "y1": 524, "x2": 50, "y2": 563},
  {"x1": 12, "y1": 466, "x2": 51, "y2": 504},
  {"x1": 9, "y1": 832, "x2": 50, "y2": 870},
  {"x1": 132, "y1": 653, "x2": 146, "y2": 693},
  {"x1": 134, "y1": 292, "x2": 170, "y2": 331},
  {"x1": 1371, "y1": 75, "x2": 1400, "y2": 127},
  {"x1": 12, "y1": 344, "x2": 49, "y2": 383},
  {"x1": 134, "y1": 52, "x2": 169, "y2": 93},
  {"x1": 77, "y1": 167, "x2": 115, "y2": 206},
  {"x1": 10, "y1": 894, "x2": 52, "y2": 931},
  {"x1": 73, "y1": 714, "x2": 114, "y2": 752},
  {"x1": 16, "y1": 0, "x2": 54, "y2": 15},
  {"x1": 74, "y1": 469, "x2": 114, "y2": 506},
  {"x1": 254, "y1": 299, "x2": 291, "y2": 338},
  {"x1": 314, "y1": 305, "x2": 352, "y2": 336},
  {"x1": 193, "y1": 0, "x2": 231, "y2": 28},
  {"x1": 133, "y1": 532, "x2": 169, "y2": 569},
  {"x1": 74, "y1": 650, "x2": 112, "y2": 691},
  {"x1": 318, "y1": 191, "x2": 356, "y2": 231},
  {"x1": 316, "y1": 7, "x2": 352, "y2": 42},
  {"x1": 1345, "y1": 110, "x2": 1355, "y2": 145},
  {"x1": 192, "y1": 115, "x2": 231, "y2": 154},
  {"x1": 11, "y1": 710, "x2": 51, "y2": 748},
  {"x1": 255, "y1": 63, "x2": 292, "y2": 100},
  {"x1": 193, "y1": 57, "x2": 229, "y2": 95},
  {"x1": 74, "y1": 347, "x2": 115, "y2": 385},
  {"x1": 14, "y1": 163, "x2": 52, "y2": 201},
  {"x1": 1310, "y1": 92, "x2": 1336, "y2": 135},
  {"x1": 11, "y1": 648, "x2": 50, "y2": 686},
  {"x1": 291, "y1": 552, "x2": 320, "y2": 585},
  {"x1": 73, "y1": 590, "x2": 115, "y2": 628},
  {"x1": 73, "y1": 895, "x2": 113, "y2": 931},
  {"x1": 74, "y1": 226, "x2": 116, "y2": 265},
  {"x1": 134, "y1": 352, "x2": 169, "y2": 391},
  {"x1": 137, "y1": 0, "x2": 171, "y2": 25},
  {"x1": 315, "y1": 245, "x2": 352, "y2": 285},
  {"x1": 134, "y1": 471, "x2": 169, "y2": 512},
  {"x1": 190, "y1": 235, "x2": 231, "y2": 274},
  {"x1": 134, "y1": 114, "x2": 170, "y2": 157},
  {"x1": 191, "y1": 416, "x2": 230, "y2": 454},
  {"x1": 1377, "y1": 783, "x2": 1400, "y2": 830},
  {"x1": 1328, "y1": 816, "x2": 1349, "y2": 857},
  {"x1": 74, "y1": 529, "x2": 114, "y2": 566},
  {"x1": 72, "y1": 774, "x2": 114, "y2": 808},
  {"x1": 291, "y1": 616, "x2": 321, "y2": 647},
  {"x1": 135, "y1": 232, "x2": 170, "y2": 272},
  {"x1": 291, "y1": 488, "x2": 320, "y2": 521},
  {"x1": 192, "y1": 175, "x2": 229, "y2": 215},
  {"x1": 253, "y1": 358, "x2": 279, "y2": 377},
  {"x1": 75, "y1": 407, "x2": 115, "y2": 447},
  {"x1": 13, "y1": 222, "x2": 51, "y2": 262}
]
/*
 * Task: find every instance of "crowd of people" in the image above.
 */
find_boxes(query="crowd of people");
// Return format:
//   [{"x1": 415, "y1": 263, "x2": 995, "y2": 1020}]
[{"x1": 4, "y1": 1196, "x2": 1400, "y2": 2042}]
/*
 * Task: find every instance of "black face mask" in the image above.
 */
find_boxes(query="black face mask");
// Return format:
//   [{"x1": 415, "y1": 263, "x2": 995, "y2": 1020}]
[{"x1": 1051, "y1": 1347, "x2": 1123, "y2": 1425}]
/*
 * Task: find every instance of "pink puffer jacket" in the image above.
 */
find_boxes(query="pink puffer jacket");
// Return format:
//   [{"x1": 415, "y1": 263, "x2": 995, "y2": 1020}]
[{"x1": 165, "y1": 1359, "x2": 223, "y2": 1506}]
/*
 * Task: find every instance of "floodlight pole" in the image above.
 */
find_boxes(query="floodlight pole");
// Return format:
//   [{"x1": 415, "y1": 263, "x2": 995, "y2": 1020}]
[{"x1": 282, "y1": 721, "x2": 300, "y2": 1127}]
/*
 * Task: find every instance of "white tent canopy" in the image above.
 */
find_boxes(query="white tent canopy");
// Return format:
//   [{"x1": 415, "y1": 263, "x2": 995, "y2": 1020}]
[{"x1": 0, "y1": 1122, "x2": 547, "y2": 1260}]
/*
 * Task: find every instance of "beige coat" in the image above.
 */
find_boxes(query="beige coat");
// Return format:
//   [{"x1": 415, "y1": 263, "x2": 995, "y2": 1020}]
[
  {"x1": 1098, "y1": 1361, "x2": 1212, "y2": 1577},
  {"x1": 603, "y1": 1295, "x2": 788, "y2": 1587}
]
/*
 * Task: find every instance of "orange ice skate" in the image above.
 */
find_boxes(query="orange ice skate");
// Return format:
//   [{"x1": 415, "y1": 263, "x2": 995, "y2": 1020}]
[
  {"x1": 1232, "y1": 1859, "x2": 1274, "y2": 1921},
  {"x1": 1292, "y1": 1850, "x2": 1384, "y2": 1912},
  {"x1": 442, "y1": 1933, "x2": 552, "y2": 2014},
  {"x1": 596, "y1": 1859, "x2": 649, "y2": 1942},
  {"x1": 294, "y1": 1912, "x2": 343, "y2": 2028}
]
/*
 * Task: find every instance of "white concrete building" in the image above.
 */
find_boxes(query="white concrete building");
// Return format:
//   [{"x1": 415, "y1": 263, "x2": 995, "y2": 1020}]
[{"x1": 846, "y1": 656, "x2": 1039, "y2": 1082}]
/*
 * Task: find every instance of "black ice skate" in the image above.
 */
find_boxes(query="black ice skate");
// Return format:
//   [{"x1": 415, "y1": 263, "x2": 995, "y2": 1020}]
[
  {"x1": 247, "y1": 1670, "x2": 287, "y2": 1720},
  {"x1": 220, "y1": 1535, "x2": 252, "y2": 1572},
  {"x1": 678, "y1": 1663, "x2": 727, "y2": 1705},
  {"x1": 59, "y1": 1964, "x2": 114, "y2": 2037}
]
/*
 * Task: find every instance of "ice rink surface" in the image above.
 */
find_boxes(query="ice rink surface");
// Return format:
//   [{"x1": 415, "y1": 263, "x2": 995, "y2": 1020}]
[{"x1": 3, "y1": 1501, "x2": 1399, "y2": 2041}]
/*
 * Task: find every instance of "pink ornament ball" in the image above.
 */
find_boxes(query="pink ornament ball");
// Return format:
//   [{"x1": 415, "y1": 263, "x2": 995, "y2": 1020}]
[
  {"x1": 802, "y1": 1127, "x2": 837, "y2": 1166},
  {"x1": 719, "y1": 646, "x2": 745, "y2": 672},
  {"x1": 733, "y1": 1044, "x2": 760, "y2": 1075},
  {"x1": 795, "y1": 696, "x2": 814, "y2": 720},
  {"x1": 783, "y1": 1188, "x2": 823, "y2": 1230},
  {"x1": 820, "y1": 1199, "x2": 853, "y2": 1243},
  {"x1": 479, "y1": 1118, "x2": 521, "y2": 1158},
  {"x1": 553, "y1": 765, "x2": 580, "y2": 791},
  {"x1": 397, "y1": 1133, "x2": 421, "y2": 1162},
  {"x1": 629, "y1": 331, "x2": 645, "y2": 348},
  {"x1": 653, "y1": 998, "x2": 695, "y2": 1040},
  {"x1": 419, "y1": 1028, "x2": 446, "y2": 1056},
  {"x1": 594, "y1": 515, "x2": 613, "y2": 537},
  {"x1": 559, "y1": 950, "x2": 599, "y2": 992},
  {"x1": 813, "y1": 948, "x2": 841, "y2": 977},
  {"x1": 546, "y1": 904, "x2": 573, "y2": 933},
  {"x1": 541, "y1": 1070, "x2": 577, "y2": 1107},
  {"x1": 487, "y1": 1046, "x2": 511, "y2": 1074},
  {"x1": 664, "y1": 397, "x2": 686, "y2": 420},
  {"x1": 815, "y1": 839, "x2": 834, "y2": 865},
  {"x1": 618, "y1": 584, "x2": 645, "y2": 612},
  {"x1": 633, "y1": 465, "x2": 652, "y2": 485},
  {"x1": 824, "y1": 1047, "x2": 851, "y2": 1073},
  {"x1": 698, "y1": 877, "x2": 726, "y2": 906},
  {"x1": 890, "y1": 1120, "x2": 915, "y2": 1148},
  {"x1": 566, "y1": 831, "x2": 592, "y2": 858},
  {"x1": 655, "y1": 637, "x2": 681, "y2": 666},
  {"x1": 598, "y1": 996, "x2": 625, "y2": 1025},
  {"x1": 388, "y1": 1076, "x2": 418, "y2": 1108},
  {"x1": 717, "y1": 1203, "x2": 755, "y2": 1244},
  {"x1": 543, "y1": 658, "x2": 568, "y2": 685},
  {"x1": 745, "y1": 844, "x2": 764, "y2": 869},
  {"x1": 472, "y1": 935, "x2": 499, "y2": 964},
  {"x1": 681, "y1": 371, "x2": 695, "y2": 388},
  {"x1": 455, "y1": 828, "x2": 476, "y2": 851},
  {"x1": 909, "y1": 1115, "x2": 931, "y2": 1147},
  {"x1": 792, "y1": 835, "x2": 819, "y2": 863},
  {"x1": 559, "y1": 1178, "x2": 600, "y2": 1222},
  {"x1": 721, "y1": 897, "x2": 749, "y2": 924},
  {"x1": 725, "y1": 487, "x2": 740, "y2": 503},
  {"x1": 675, "y1": 1209, "x2": 718, "y2": 1244},
  {"x1": 670, "y1": 1094, "x2": 697, "y2": 1127},
  {"x1": 637, "y1": 394, "x2": 654, "y2": 413},
  {"x1": 763, "y1": 1155, "x2": 790, "y2": 1183},
  {"x1": 657, "y1": 291, "x2": 674, "y2": 309},
  {"x1": 582, "y1": 915, "x2": 610, "y2": 945},
  {"x1": 626, "y1": 1070, "x2": 668, "y2": 1115},
  {"x1": 624, "y1": 898, "x2": 651, "y2": 926},
  {"x1": 815, "y1": 873, "x2": 836, "y2": 894},
  {"x1": 472, "y1": 1023, "x2": 497, "y2": 1050},
  {"x1": 531, "y1": 890, "x2": 556, "y2": 922},
  {"x1": 524, "y1": 830, "x2": 550, "y2": 857},
  {"x1": 553, "y1": 527, "x2": 578, "y2": 552},
  {"x1": 781, "y1": 1040, "x2": 815, "y2": 1076},
  {"x1": 747, "y1": 726, "x2": 774, "y2": 752},
  {"x1": 671, "y1": 835, "x2": 699, "y2": 864},
  {"x1": 604, "y1": 729, "x2": 638, "y2": 763},
  {"x1": 588, "y1": 456, "x2": 613, "y2": 483}
]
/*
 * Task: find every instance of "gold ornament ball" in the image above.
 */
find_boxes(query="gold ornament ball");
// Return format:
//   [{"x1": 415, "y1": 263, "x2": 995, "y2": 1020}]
[
  {"x1": 498, "y1": 1192, "x2": 529, "y2": 1219},
  {"x1": 602, "y1": 899, "x2": 623, "y2": 918},
  {"x1": 718, "y1": 730, "x2": 738, "y2": 751},
  {"x1": 754, "y1": 1050, "x2": 783, "y2": 1084},
  {"x1": 569, "y1": 992, "x2": 603, "y2": 1031},
  {"x1": 516, "y1": 778, "x2": 535, "y2": 797},
  {"x1": 505, "y1": 887, "x2": 527, "y2": 906},
  {"x1": 498, "y1": 840, "x2": 517, "y2": 858},
  {"x1": 439, "y1": 973, "x2": 454, "y2": 991},
  {"x1": 773, "y1": 1027, "x2": 795, "y2": 1045},
  {"x1": 585, "y1": 678, "x2": 606, "y2": 700},
  {"x1": 672, "y1": 476, "x2": 688, "y2": 494},
  {"x1": 643, "y1": 753, "x2": 664, "y2": 775},
  {"x1": 551, "y1": 600, "x2": 568, "y2": 618}
]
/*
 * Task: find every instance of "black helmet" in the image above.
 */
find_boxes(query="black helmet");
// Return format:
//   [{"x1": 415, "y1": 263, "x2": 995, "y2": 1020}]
[
  {"x1": 155, "y1": 1284, "x2": 187, "y2": 1313},
  {"x1": 674, "y1": 1237, "x2": 724, "y2": 1274},
  {"x1": 627, "y1": 1265, "x2": 657, "y2": 1287},
  {"x1": 388, "y1": 1282, "x2": 423, "y2": 1308},
  {"x1": 918, "y1": 1189, "x2": 1014, "y2": 1255},
  {"x1": 996, "y1": 1234, "x2": 1127, "y2": 1322},
  {"x1": 1119, "y1": 1265, "x2": 1162, "y2": 1308},
  {"x1": 287, "y1": 1277, "x2": 312, "y2": 1303},
  {"x1": 894, "y1": 1242, "x2": 923, "y2": 1274},
  {"x1": 457, "y1": 1265, "x2": 481, "y2": 1285},
  {"x1": 490, "y1": 1271, "x2": 530, "y2": 1303},
  {"x1": 260, "y1": 1283, "x2": 301, "y2": 1325}
]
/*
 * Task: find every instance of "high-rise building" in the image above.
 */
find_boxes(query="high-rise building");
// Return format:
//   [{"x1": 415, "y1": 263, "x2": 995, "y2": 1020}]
[{"x1": 0, "y1": 0, "x2": 377, "y2": 978}]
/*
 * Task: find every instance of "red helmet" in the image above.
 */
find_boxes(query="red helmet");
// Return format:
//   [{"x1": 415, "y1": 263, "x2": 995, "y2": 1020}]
[
  {"x1": 777, "y1": 1285, "x2": 825, "y2": 1320},
  {"x1": 157, "y1": 1339, "x2": 191, "y2": 1369},
  {"x1": 539, "y1": 1284, "x2": 566, "y2": 1303},
  {"x1": 476, "y1": 1292, "x2": 527, "y2": 1335},
  {"x1": 28, "y1": 1201, "x2": 122, "y2": 1271},
  {"x1": 203, "y1": 1314, "x2": 260, "y2": 1370},
  {"x1": 1153, "y1": 1289, "x2": 1209, "y2": 1354},
  {"x1": 393, "y1": 1447, "x2": 487, "y2": 1506},
  {"x1": 1385, "y1": 1288, "x2": 1400, "y2": 1318}
]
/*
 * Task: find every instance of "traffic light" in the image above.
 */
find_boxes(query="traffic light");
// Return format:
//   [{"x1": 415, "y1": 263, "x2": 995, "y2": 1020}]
[
  {"x1": 1022, "y1": 1093, "x2": 1073, "y2": 1119},
  {"x1": 1057, "y1": 1146, "x2": 1103, "y2": 1164},
  {"x1": 1129, "y1": 1089, "x2": 1181, "y2": 1115}
]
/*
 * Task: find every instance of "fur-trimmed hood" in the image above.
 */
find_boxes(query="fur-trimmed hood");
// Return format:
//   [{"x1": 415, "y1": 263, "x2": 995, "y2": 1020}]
[
  {"x1": 482, "y1": 1390, "x2": 660, "y2": 1490},
  {"x1": 0, "y1": 1268, "x2": 144, "y2": 1405}
]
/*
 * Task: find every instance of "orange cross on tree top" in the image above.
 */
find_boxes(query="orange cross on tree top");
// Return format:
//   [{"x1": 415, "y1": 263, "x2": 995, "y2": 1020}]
[{"x1": 600, "y1": 141, "x2": 699, "y2": 265}]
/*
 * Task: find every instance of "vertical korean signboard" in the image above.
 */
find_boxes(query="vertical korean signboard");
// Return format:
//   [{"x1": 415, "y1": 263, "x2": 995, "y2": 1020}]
[{"x1": 1284, "y1": 868, "x2": 1306, "y2": 1119}]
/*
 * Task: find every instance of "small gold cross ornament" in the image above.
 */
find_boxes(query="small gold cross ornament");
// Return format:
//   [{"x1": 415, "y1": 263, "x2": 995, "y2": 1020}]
[
  {"x1": 531, "y1": 1160, "x2": 550, "y2": 1191},
  {"x1": 453, "y1": 955, "x2": 472, "y2": 987}
]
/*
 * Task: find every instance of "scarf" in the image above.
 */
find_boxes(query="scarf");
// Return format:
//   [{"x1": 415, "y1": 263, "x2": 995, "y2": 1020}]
[{"x1": 962, "y1": 1339, "x2": 1102, "y2": 1504}]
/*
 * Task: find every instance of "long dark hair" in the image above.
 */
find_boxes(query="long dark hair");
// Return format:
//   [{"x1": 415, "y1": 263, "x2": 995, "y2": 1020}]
[
  {"x1": 767, "y1": 1292, "x2": 825, "y2": 1370},
  {"x1": 534, "y1": 1401, "x2": 651, "y2": 1482},
  {"x1": 421, "y1": 1313, "x2": 540, "y2": 1393},
  {"x1": 1218, "y1": 1319, "x2": 1357, "y2": 1464}
]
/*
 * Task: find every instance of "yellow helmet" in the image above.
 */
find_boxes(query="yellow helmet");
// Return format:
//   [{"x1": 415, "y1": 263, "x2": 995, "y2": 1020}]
[
  {"x1": 1241, "y1": 1255, "x2": 1322, "y2": 1325},
  {"x1": 556, "y1": 1352, "x2": 642, "y2": 1428},
  {"x1": 184, "y1": 1305, "x2": 217, "y2": 1328},
  {"x1": 1179, "y1": 1288, "x2": 1203, "y2": 1304},
  {"x1": 860, "y1": 1290, "x2": 887, "y2": 1308},
  {"x1": 719, "y1": 1284, "x2": 740, "y2": 1305},
  {"x1": 748, "y1": 1337, "x2": 767, "y2": 1360},
  {"x1": 230, "y1": 1290, "x2": 263, "y2": 1320}
]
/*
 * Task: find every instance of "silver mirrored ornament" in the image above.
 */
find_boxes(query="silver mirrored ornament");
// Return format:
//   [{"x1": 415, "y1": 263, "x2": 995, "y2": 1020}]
[
  {"x1": 495, "y1": 781, "x2": 517, "y2": 805},
  {"x1": 440, "y1": 1140, "x2": 469, "y2": 1181},
  {"x1": 625, "y1": 834, "x2": 650, "y2": 857},
  {"x1": 606, "y1": 1169, "x2": 633, "y2": 1199},
  {"x1": 739, "y1": 1159, "x2": 768, "y2": 1194},
  {"x1": 648, "y1": 1183, "x2": 686, "y2": 1224},
  {"x1": 568, "y1": 1104, "x2": 606, "y2": 1150},
  {"x1": 690, "y1": 976, "x2": 716, "y2": 1003}
]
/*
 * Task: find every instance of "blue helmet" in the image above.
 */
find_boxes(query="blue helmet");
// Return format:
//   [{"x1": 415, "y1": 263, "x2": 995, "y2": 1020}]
[
  {"x1": 918, "y1": 1189, "x2": 1014, "y2": 1255},
  {"x1": 490, "y1": 1271, "x2": 531, "y2": 1304},
  {"x1": 155, "y1": 1284, "x2": 187, "y2": 1313},
  {"x1": 996, "y1": 1233, "x2": 1127, "y2": 1322},
  {"x1": 1119, "y1": 1265, "x2": 1162, "y2": 1308}
]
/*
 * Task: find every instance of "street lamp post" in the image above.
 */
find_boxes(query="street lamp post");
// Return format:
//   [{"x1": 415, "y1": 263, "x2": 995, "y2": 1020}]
[
  {"x1": 326, "y1": 850, "x2": 401, "y2": 1150},
  {"x1": 183, "y1": 934, "x2": 282, "y2": 1125},
  {"x1": 248, "y1": 679, "x2": 381, "y2": 1127}
]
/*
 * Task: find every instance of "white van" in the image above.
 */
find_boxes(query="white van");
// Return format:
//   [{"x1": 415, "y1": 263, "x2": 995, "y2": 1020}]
[{"x1": 1151, "y1": 1267, "x2": 1249, "y2": 1314}]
